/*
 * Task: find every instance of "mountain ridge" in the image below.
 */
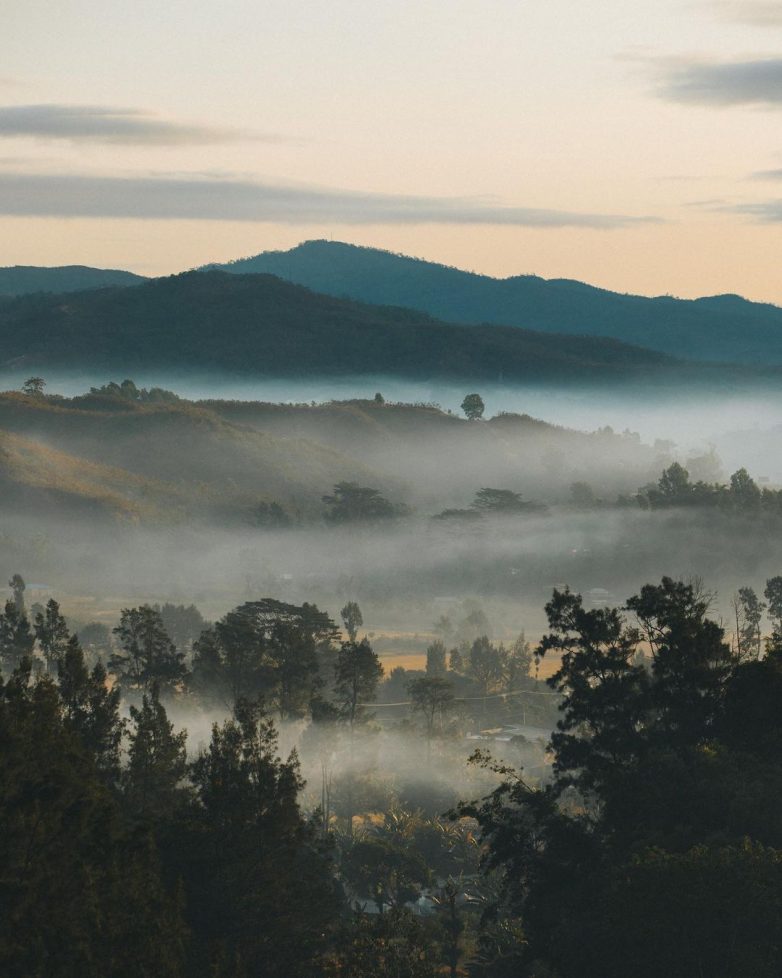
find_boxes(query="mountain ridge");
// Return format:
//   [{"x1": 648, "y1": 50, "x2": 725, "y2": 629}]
[
  {"x1": 0, "y1": 269, "x2": 700, "y2": 385},
  {"x1": 0, "y1": 264, "x2": 146, "y2": 296},
  {"x1": 206, "y1": 240, "x2": 782, "y2": 364}
]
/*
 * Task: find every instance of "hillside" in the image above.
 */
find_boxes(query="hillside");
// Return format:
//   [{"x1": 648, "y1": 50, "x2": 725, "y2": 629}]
[
  {"x1": 0, "y1": 390, "x2": 666, "y2": 526},
  {"x1": 0, "y1": 392, "x2": 384, "y2": 523},
  {"x1": 0, "y1": 428, "x2": 189, "y2": 523},
  {"x1": 0, "y1": 264, "x2": 146, "y2": 296},
  {"x1": 0, "y1": 269, "x2": 714, "y2": 385},
  {"x1": 209, "y1": 240, "x2": 782, "y2": 365}
]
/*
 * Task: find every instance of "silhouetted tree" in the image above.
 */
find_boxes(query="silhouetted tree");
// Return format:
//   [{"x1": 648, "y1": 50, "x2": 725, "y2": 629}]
[
  {"x1": 190, "y1": 598, "x2": 338, "y2": 717},
  {"x1": 0, "y1": 600, "x2": 34, "y2": 674},
  {"x1": 34, "y1": 597, "x2": 70, "y2": 673},
  {"x1": 471, "y1": 487, "x2": 541, "y2": 514},
  {"x1": 408, "y1": 676, "x2": 455, "y2": 760},
  {"x1": 8, "y1": 573, "x2": 25, "y2": 615},
  {"x1": 461, "y1": 393, "x2": 485, "y2": 421},
  {"x1": 178, "y1": 699, "x2": 340, "y2": 977},
  {"x1": 341, "y1": 600, "x2": 364, "y2": 642},
  {"x1": 111, "y1": 605, "x2": 186, "y2": 695},
  {"x1": 126, "y1": 684, "x2": 188, "y2": 818},
  {"x1": 334, "y1": 637, "x2": 383, "y2": 732},
  {"x1": 21, "y1": 376, "x2": 45, "y2": 397},
  {"x1": 58, "y1": 635, "x2": 123, "y2": 783},
  {"x1": 733, "y1": 586, "x2": 765, "y2": 659},
  {"x1": 425, "y1": 639, "x2": 448, "y2": 677},
  {"x1": 322, "y1": 481, "x2": 404, "y2": 523},
  {"x1": 765, "y1": 576, "x2": 782, "y2": 633},
  {"x1": 0, "y1": 664, "x2": 185, "y2": 977}
]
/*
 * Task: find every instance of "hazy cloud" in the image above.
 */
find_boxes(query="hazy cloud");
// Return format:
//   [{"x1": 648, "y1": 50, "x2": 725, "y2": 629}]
[
  {"x1": 656, "y1": 57, "x2": 782, "y2": 107},
  {"x1": 751, "y1": 167, "x2": 782, "y2": 179},
  {"x1": 721, "y1": 199, "x2": 782, "y2": 221},
  {"x1": 0, "y1": 104, "x2": 270, "y2": 145},
  {"x1": 0, "y1": 171, "x2": 658, "y2": 228}
]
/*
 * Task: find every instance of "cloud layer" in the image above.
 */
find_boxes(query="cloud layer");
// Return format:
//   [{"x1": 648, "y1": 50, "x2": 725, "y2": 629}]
[
  {"x1": 657, "y1": 57, "x2": 782, "y2": 107},
  {"x1": 0, "y1": 172, "x2": 656, "y2": 228},
  {"x1": 0, "y1": 104, "x2": 259, "y2": 145},
  {"x1": 723, "y1": 200, "x2": 782, "y2": 221}
]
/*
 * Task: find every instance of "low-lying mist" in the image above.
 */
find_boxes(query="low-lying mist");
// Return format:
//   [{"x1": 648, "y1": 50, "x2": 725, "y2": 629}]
[
  {"x1": 8, "y1": 369, "x2": 782, "y2": 479},
  {"x1": 8, "y1": 508, "x2": 782, "y2": 646}
]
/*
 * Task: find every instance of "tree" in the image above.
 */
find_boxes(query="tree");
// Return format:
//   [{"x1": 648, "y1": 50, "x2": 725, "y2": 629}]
[
  {"x1": 425, "y1": 640, "x2": 448, "y2": 677},
  {"x1": 732, "y1": 586, "x2": 765, "y2": 660},
  {"x1": 0, "y1": 600, "x2": 34, "y2": 675},
  {"x1": 34, "y1": 597, "x2": 70, "y2": 673},
  {"x1": 341, "y1": 600, "x2": 364, "y2": 642},
  {"x1": 765, "y1": 576, "x2": 782, "y2": 633},
  {"x1": 21, "y1": 376, "x2": 45, "y2": 397},
  {"x1": 467, "y1": 636, "x2": 506, "y2": 702},
  {"x1": 459, "y1": 578, "x2": 782, "y2": 977},
  {"x1": 657, "y1": 461, "x2": 691, "y2": 501},
  {"x1": 322, "y1": 481, "x2": 404, "y2": 523},
  {"x1": 449, "y1": 647, "x2": 464, "y2": 674},
  {"x1": 190, "y1": 598, "x2": 338, "y2": 716},
  {"x1": 126, "y1": 684, "x2": 188, "y2": 818},
  {"x1": 154, "y1": 602, "x2": 207, "y2": 655},
  {"x1": 408, "y1": 676, "x2": 455, "y2": 760},
  {"x1": 8, "y1": 573, "x2": 25, "y2": 615},
  {"x1": 626, "y1": 576, "x2": 733, "y2": 747},
  {"x1": 58, "y1": 635, "x2": 124, "y2": 783},
  {"x1": 505, "y1": 632, "x2": 533, "y2": 693},
  {"x1": 461, "y1": 392, "x2": 485, "y2": 421},
  {"x1": 471, "y1": 488, "x2": 539, "y2": 514},
  {"x1": 110, "y1": 605, "x2": 186, "y2": 696},
  {"x1": 179, "y1": 699, "x2": 340, "y2": 977},
  {"x1": 729, "y1": 467, "x2": 762, "y2": 509},
  {"x1": 374, "y1": 392, "x2": 385, "y2": 404},
  {"x1": 0, "y1": 665, "x2": 185, "y2": 977},
  {"x1": 334, "y1": 638, "x2": 384, "y2": 732}
]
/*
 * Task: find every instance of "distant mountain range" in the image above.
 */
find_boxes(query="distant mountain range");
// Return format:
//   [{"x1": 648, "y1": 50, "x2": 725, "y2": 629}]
[
  {"x1": 3, "y1": 240, "x2": 782, "y2": 366},
  {"x1": 0, "y1": 270, "x2": 694, "y2": 384},
  {"x1": 0, "y1": 264, "x2": 145, "y2": 296},
  {"x1": 208, "y1": 241, "x2": 782, "y2": 365}
]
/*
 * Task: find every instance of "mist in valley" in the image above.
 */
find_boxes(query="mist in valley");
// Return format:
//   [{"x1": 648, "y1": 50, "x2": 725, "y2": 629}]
[{"x1": 4, "y1": 370, "x2": 782, "y2": 977}]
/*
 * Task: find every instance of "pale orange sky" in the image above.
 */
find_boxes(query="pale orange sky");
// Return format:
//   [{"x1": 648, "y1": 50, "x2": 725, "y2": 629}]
[{"x1": 3, "y1": 0, "x2": 782, "y2": 302}]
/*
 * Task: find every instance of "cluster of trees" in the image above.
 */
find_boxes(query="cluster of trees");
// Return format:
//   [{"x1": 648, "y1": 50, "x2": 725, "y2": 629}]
[
  {"x1": 0, "y1": 583, "x2": 502, "y2": 976},
  {"x1": 461, "y1": 577, "x2": 782, "y2": 976},
  {"x1": 631, "y1": 462, "x2": 782, "y2": 515},
  {"x1": 435, "y1": 487, "x2": 547, "y2": 521},
  {"x1": 0, "y1": 651, "x2": 341, "y2": 976},
  {"x1": 6, "y1": 570, "x2": 782, "y2": 974},
  {"x1": 321, "y1": 481, "x2": 409, "y2": 523},
  {"x1": 22, "y1": 377, "x2": 181, "y2": 404},
  {"x1": 85, "y1": 379, "x2": 181, "y2": 403}
]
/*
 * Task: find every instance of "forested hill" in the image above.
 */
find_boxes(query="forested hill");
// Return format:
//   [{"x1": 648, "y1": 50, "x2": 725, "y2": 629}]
[
  {"x1": 0, "y1": 270, "x2": 694, "y2": 384},
  {"x1": 208, "y1": 240, "x2": 782, "y2": 365},
  {"x1": 0, "y1": 264, "x2": 146, "y2": 296}
]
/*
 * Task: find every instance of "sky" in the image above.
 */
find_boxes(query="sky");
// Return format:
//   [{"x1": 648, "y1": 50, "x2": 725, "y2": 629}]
[{"x1": 3, "y1": 0, "x2": 782, "y2": 301}]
